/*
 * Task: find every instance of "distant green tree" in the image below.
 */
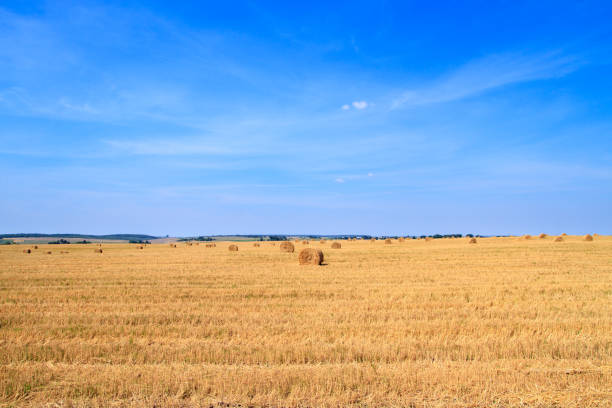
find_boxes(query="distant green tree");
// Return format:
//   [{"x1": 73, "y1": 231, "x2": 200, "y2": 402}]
[{"x1": 48, "y1": 239, "x2": 70, "y2": 244}]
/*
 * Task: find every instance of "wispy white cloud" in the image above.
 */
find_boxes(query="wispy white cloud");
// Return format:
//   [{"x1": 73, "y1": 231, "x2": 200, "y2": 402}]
[
  {"x1": 58, "y1": 98, "x2": 99, "y2": 114},
  {"x1": 331, "y1": 173, "x2": 377, "y2": 184},
  {"x1": 392, "y1": 51, "x2": 582, "y2": 108},
  {"x1": 104, "y1": 138, "x2": 251, "y2": 156},
  {"x1": 341, "y1": 101, "x2": 369, "y2": 110}
]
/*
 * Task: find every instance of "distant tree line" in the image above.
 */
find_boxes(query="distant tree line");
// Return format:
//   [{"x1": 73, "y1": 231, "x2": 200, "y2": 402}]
[
  {"x1": 268, "y1": 235, "x2": 288, "y2": 241},
  {"x1": 48, "y1": 239, "x2": 97, "y2": 244},
  {"x1": 417, "y1": 234, "x2": 464, "y2": 239},
  {"x1": 4, "y1": 233, "x2": 157, "y2": 241},
  {"x1": 179, "y1": 235, "x2": 290, "y2": 241},
  {"x1": 48, "y1": 239, "x2": 71, "y2": 244},
  {"x1": 178, "y1": 236, "x2": 214, "y2": 242}
]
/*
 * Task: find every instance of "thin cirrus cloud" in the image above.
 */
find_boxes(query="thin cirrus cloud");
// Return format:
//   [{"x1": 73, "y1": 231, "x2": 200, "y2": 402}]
[
  {"x1": 392, "y1": 51, "x2": 582, "y2": 108},
  {"x1": 334, "y1": 173, "x2": 374, "y2": 183},
  {"x1": 104, "y1": 138, "x2": 251, "y2": 156}
]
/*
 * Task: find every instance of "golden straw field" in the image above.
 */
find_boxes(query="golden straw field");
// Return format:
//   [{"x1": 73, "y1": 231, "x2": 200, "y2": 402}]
[{"x1": 1, "y1": 236, "x2": 611, "y2": 407}]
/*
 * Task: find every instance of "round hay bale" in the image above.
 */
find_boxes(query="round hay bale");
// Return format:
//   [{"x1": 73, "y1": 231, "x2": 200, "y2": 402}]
[
  {"x1": 384, "y1": 239, "x2": 392, "y2": 244},
  {"x1": 298, "y1": 248, "x2": 324, "y2": 265},
  {"x1": 46, "y1": 251, "x2": 52, "y2": 254},
  {"x1": 331, "y1": 242, "x2": 341, "y2": 249},
  {"x1": 398, "y1": 237, "x2": 405, "y2": 242},
  {"x1": 538, "y1": 233, "x2": 547, "y2": 239},
  {"x1": 138, "y1": 246, "x2": 144, "y2": 249},
  {"x1": 23, "y1": 249, "x2": 31, "y2": 254},
  {"x1": 205, "y1": 243, "x2": 216, "y2": 248},
  {"x1": 561, "y1": 233, "x2": 567, "y2": 236},
  {"x1": 253, "y1": 243, "x2": 260, "y2": 247},
  {"x1": 170, "y1": 243, "x2": 177, "y2": 248},
  {"x1": 228, "y1": 244, "x2": 238, "y2": 251},
  {"x1": 320, "y1": 240, "x2": 326, "y2": 244},
  {"x1": 270, "y1": 242, "x2": 276, "y2": 246},
  {"x1": 94, "y1": 248, "x2": 103, "y2": 253},
  {"x1": 554, "y1": 236, "x2": 564, "y2": 242},
  {"x1": 469, "y1": 238, "x2": 477, "y2": 244},
  {"x1": 302, "y1": 240, "x2": 309, "y2": 245},
  {"x1": 584, "y1": 234, "x2": 593, "y2": 242},
  {"x1": 33, "y1": 245, "x2": 38, "y2": 249},
  {"x1": 425, "y1": 237, "x2": 433, "y2": 242},
  {"x1": 371, "y1": 238, "x2": 376, "y2": 242},
  {"x1": 522, "y1": 234, "x2": 532, "y2": 240},
  {"x1": 280, "y1": 242, "x2": 295, "y2": 253}
]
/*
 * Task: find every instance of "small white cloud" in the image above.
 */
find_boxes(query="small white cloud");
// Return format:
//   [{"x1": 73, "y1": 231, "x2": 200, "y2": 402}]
[
  {"x1": 341, "y1": 104, "x2": 350, "y2": 110},
  {"x1": 352, "y1": 101, "x2": 368, "y2": 109},
  {"x1": 367, "y1": 172, "x2": 373, "y2": 177},
  {"x1": 335, "y1": 178, "x2": 345, "y2": 183}
]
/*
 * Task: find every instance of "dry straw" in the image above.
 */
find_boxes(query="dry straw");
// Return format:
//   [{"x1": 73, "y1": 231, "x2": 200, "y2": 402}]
[
  {"x1": 331, "y1": 242, "x2": 341, "y2": 249},
  {"x1": 298, "y1": 248, "x2": 324, "y2": 265},
  {"x1": 280, "y1": 242, "x2": 295, "y2": 253},
  {"x1": 554, "y1": 236, "x2": 564, "y2": 242},
  {"x1": 584, "y1": 234, "x2": 593, "y2": 241},
  {"x1": 385, "y1": 239, "x2": 392, "y2": 244},
  {"x1": 538, "y1": 233, "x2": 547, "y2": 239},
  {"x1": 228, "y1": 244, "x2": 239, "y2": 251},
  {"x1": 522, "y1": 235, "x2": 532, "y2": 240},
  {"x1": 469, "y1": 238, "x2": 477, "y2": 244},
  {"x1": 94, "y1": 248, "x2": 103, "y2": 253},
  {"x1": 398, "y1": 237, "x2": 405, "y2": 242}
]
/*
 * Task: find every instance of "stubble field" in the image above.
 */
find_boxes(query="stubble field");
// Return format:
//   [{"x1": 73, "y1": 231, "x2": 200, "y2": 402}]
[{"x1": 1, "y1": 236, "x2": 611, "y2": 407}]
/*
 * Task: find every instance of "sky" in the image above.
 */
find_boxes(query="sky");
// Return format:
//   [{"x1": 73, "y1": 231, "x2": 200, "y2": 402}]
[{"x1": 1, "y1": 1, "x2": 612, "y2": 236}]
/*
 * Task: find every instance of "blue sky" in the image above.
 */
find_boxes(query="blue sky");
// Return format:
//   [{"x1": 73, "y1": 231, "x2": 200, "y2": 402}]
[{"x1": 1, "y1": 1, "x2": 612, "y2": 236}]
